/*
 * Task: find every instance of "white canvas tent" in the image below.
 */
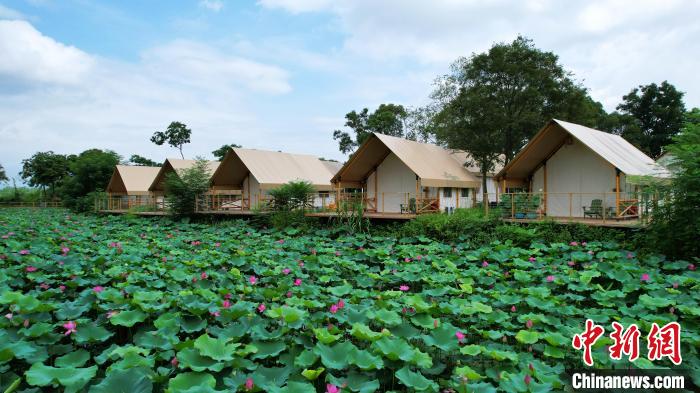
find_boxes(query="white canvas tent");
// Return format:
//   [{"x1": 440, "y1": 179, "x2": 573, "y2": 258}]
[{"x1": 106, "y1": 165, "x2": 161, "y2": 196}]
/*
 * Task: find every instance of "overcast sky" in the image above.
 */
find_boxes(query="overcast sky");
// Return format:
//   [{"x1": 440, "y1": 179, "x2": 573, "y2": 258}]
[{"x1": 1, "y1": 0, "x2": 698, "y2": 182}]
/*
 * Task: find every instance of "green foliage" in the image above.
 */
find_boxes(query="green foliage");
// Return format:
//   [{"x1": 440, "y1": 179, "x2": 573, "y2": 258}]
[
  {"x1": 614, "y1": 81, "x2": 686, "y2": 158},
  {"x1": 0, "y1": 186, "x2": 42, "y2": 203},
  {"x1": 0, "y1": 164, "x2": 7, "y2": 183},
  {"x1": 333, "y1": 103, "x2": 410, "y2": 154},
  {"x1": 0, "y1": 209, "x2": 697, "y2": 392},
  {"x1": 211, "y1": 144, "x2": 241, "y2": 161},
  {"x1": 60, "y1": 149, "x2": 121, "y2": 212},
  {"x1": 151, "y1": 121, "x2": 192, "y2": 159},
  {"x1": 647, "y1": 116, "x2": 700, "y2": 259},
  {"x1": 129, "y1": 155, "x2": 160, "y2": 167},
  {"x1": 20, "y1": 151, "x2": 71, "y2": 197},
  {"x1": 163, "y1": 158, "x2": 211, "y2": 217},
  {"x1": 267, "y1": 181, "x2": 315, "y2": 212}
]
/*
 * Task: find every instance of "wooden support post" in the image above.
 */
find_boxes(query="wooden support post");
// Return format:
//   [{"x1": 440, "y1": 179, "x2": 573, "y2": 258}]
[
  {"x1": 247, "y1": 175, "x2": 251, "y2": 210},
  {"x1": 374, "y1": 166, "x2": 378, "y2": 208},
  {"x1": 569, "y1": 193, "x2": 572, "y2": 218},
  {"x1": 456, "y1": 189, "x2": 460, "y2": 209},
  {"x1": 615, "y1": 168, "x2": 621, "y2": 217},
  {"x1": 543, "y1": 162, "x2": 548, "y2": 215}
]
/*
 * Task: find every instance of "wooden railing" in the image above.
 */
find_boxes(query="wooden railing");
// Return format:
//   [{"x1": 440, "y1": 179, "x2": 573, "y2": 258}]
[
  {"x1": 336, "y1": 192, "x2": 440, "y2": 215},
  {"x1": 0, "y1": 201, "x2": 63, "y2": 208}
]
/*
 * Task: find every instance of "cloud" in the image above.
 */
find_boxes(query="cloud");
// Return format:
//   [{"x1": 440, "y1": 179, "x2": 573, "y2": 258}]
[
  {"x1": 199, "y1": 0, "x2": 224, "y2": 12},
  {"x1": 0, "y1": 20, "x2": 293, "y2": 180},
  {"x1": 257, "y1": 0, "x2": 333, "y2": 14},
  {"x1": 0, "y1": 20, "x2": 94, "y2": 86},
  {"x1": 0, "y1": 4, "x2": 25, "y2": 20}
]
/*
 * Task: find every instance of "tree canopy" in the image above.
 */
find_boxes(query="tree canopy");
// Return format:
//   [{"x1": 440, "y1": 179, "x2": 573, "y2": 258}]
[
  {"x1": 129, "y1": 155, "x2": 160, "y2": 167},
  {"x1": 60, "y1": 149, "x2": 121, "y2": 210},
  {"x1": 212, "y1": 144, "x2": 242, "y2": 161},
  {"x1": 20, "y1": 152, "x2": 71, "y2": 197},
  {"x1": 151, "y1": 121, "x2": 192, "y2": 159},
  {"x1": 430, "y1": 35, "x2": 607, "y2": 166},
  {"x1": 333, "y1": 104, "x2": 410, "y2": 154},
  {"x1": 613, "y1": 81, "x2": 686, "y2": 158},
  {"x1": 0, "y1": 164, "x2": 7, "y2": 183}
]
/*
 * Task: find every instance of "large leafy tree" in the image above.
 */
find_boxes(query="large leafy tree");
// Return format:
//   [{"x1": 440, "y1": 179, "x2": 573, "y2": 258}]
[
  {"x1": 333, "y1": 104, "x2": 409, "y2": 154},
  {"x1": 129, "y1": 155, "x2": 159, "y2": 166},
  {"x1": 164, "y1": 158, "x2": 211, "y2": 216},
  {"x1": 613, "y1": 81, "x2": 686, "y2": 158},
  {"x1": 151, "y1": 121, "x2": 192, "y2": 159},
  {"x1": 20, "y1": 151, "x2": 70, "y2": 197},
  {"x1": 648, "y1": 114, "x2": 700, "y2": 259},
  {"x1": 431, "y1": 36, "x2": 607, "y2": 165},
  {"x1": 0, "y1": 164, "x2": 7, "y2": 183},
  {"x1": 60, "y1": 149, "x2": 121, "y2": 211},
  {"x1": 212, "y1": 144, "x2": 242, "y2": 161}
]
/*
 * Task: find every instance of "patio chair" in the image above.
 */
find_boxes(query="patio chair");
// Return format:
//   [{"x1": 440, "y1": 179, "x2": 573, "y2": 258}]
[{"x1": 583, "y1": 199, "x2": 603, "y2": 218}]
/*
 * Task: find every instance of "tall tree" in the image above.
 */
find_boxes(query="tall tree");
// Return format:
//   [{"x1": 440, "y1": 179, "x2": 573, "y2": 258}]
[
  {"x1": 129, "y1": 155, "x2": 160, "y2": 166},
  {"x1": 151, "y1": 121, "x2": 192, "y2": 159},
  {"x1": 20, "y1": 152, "x2": 70, "y2": 197},
  {"x1": 0, "y1": 164, "x2": 7, "y2": 183},
  {"x1": 333, "y1": 104, "x2": 409, "y2": 154},
  {"x1": 431, "y1": 36, "x2": 606, "y2": 164},
  {"x1": 60, "y1": 149, "x2": 121, "y2": 211},
  {"x1": 212, "y1": 144, "x2": 242, "y2": 161},
  {"x1": 614, "y1": 81, "x2": 686, "y2": 158}
]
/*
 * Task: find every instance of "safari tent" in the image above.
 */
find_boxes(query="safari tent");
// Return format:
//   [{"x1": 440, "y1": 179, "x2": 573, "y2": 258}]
[
  {"x1": 106, "y1": 165, "x2": 161, "y2": 196},
  {"x1": 148, "y1": 159, "x2": 220, "y2": 196},
  {"x1": 331, "y1": 133, "x2": 500, "y2": 214},
  {"x1": 208, "y1": 148, "x2": 342, "y2": 210},
  {"x1": 496, "y1": 119, "x2": 669, "y2": 219}
]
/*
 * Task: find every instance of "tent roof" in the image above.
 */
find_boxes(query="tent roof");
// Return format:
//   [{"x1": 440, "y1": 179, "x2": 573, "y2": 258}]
[
  {"x1": 332, "y1": 133, "x2": 481, "y2": 188},
  {"x1": 106, "y1": 165, "x2": 161, "y2": 195},
  {"x1": 210, "y1": 148, "x2": 339, "y2": 191},
  {"x1": 497, "y1": 119, "x2": 670, "y2": 180},
  {"x1": 149, "y1": 159, "x2": 220, "y2": 191}
]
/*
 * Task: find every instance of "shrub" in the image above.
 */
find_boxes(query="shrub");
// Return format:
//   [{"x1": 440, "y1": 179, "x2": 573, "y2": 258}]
[
  {"x1": 267, "y1": 180, "x2": 315, "y2": 212},
  {"x1": 164, "y1": 158, "x2": 211, "y2": 217}
]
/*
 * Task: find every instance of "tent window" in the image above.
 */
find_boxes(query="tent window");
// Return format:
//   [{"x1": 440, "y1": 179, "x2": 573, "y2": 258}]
[
  {"x1": 443, "y1": 187, "x2": 452, "y2": 197},
  {"x1": 460, "y1": 188, "x2": 469, "y2": 198}
]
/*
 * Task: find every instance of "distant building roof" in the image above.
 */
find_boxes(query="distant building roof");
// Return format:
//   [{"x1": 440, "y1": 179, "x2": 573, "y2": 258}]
[
  {"x1": 106, "y1": 165, "x2": 161, "y2": 195},
  {"x1": 332, "y1": 133, "x2": 482, "y2": 188},
  {"x1": 497, "y1": 119, "x2": 670, "y2": 180},
  {"x1": 210, "y1": 148, "x2": 339, "y2": 191}
]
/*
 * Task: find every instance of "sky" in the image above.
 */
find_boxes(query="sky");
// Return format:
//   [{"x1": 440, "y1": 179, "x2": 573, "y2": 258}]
[{"x1": 1, "y1": 0, "x2": 699, "y2": 182}]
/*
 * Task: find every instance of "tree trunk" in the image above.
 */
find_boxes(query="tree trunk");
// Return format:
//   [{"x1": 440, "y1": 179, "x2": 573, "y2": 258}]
[
  {"x1": 179, "y1": 146, "x2": 184, "y2": 159},
  {"x1": 482, "y1": 166, "x2": 489, "y2": 216}
]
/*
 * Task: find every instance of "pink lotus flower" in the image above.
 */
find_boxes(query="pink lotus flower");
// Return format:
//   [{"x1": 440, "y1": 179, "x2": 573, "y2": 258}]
[
  {"x1": 528, "y1": 257, "x2": 536, "y2": 262},
  {"x1": 59, "y1": 285, "x2": 66, "y2": 292},
  {"x1": 61, "y1": 247, "x2": 70, "y2": 254},
  {"x1": 210, "y1": 310, "x2": 220, "y2": 317},
  {"x1": 257, "y1": 303, "x2": 266, "y2": 313},
  {"x1": 23, "y1": 319, "x2": 29, "y2": 328},
  {"x1": 214, "y1": 242, "x2": 221, "y2": 247},
  {"x1": 399, "y1": 285, "x2": 409, "y2": 291},
  {"x1": 326, "y1": 384, "x2": 339, "y2": 393},
  {"x1": 63, "y1": 321, "x2": 77, "y2": 335},
  {"x1": 672, "y1": 282, "x2": 679, "y2": 289},
  {"x1": 641, "y1": 273, "x2": 650, "y2": 281},
  {"x1": 4, "y1": 313, "x2": 12, "y2": 320},
  {"x1": 335, "y1": 251, "x2": 341, "y2": 256},
  {"x1": 524, "y1": 374, "x2": 532, "y2": 385},
  {"x1": 93, "y1": 286, "x2": 104, "y2": 293},
  {"x1": 570, "y1": 241, "x2": 578, "y2": 246},
  {"x1": 311, "y1": 248, "x2": 317, "y2": 255},
  {"x1": 107, "y1": 311, "x2": 118, "y2": 318},
  {"x1": 404, "y1": 257, "x2": 411, "y2": 263},
  {"x1": 286, "y1": 291, "x2": 293, "y2": 298},
  {"x1": 224, "y1": 293, "x2": 232, "y2": 299},
  {"x1": 26, "y1": 266, "x2": 37, "y2": 272},
  {"x1": 330, "y1": 304, "x2": 339, "y2": 314},
  {"x1": 456, "y1": 331, "x2": 465, "y2": 343},
  {"x1": 294, "y1": 278, "x2": 302, "y2": 286},
  {"x1": 223, "y1": 300, "x2": 231, "y2": 309},
  {"x1": 582, "y1": 242, "x2": 587, "y2": 246},
  {"x1": 669, "y1": 307, "x2": 675, "y2": 314},
  {"x1": 245, "y1": 378, "x2": 254, "y2": 391},
  {"x1": 249, "y1": 276, "x2": 257, "y2": 285},
  {"x1": 511, "y1": 305, "x2": 516, "y2": 312},
  {"x1": 482, "y1": 261, "x2": 489, "y2": 267},
  {"x1": 171, "y1": 356, "x2": 179, "y2": 367},
  {"x1": 689, "y1": 264, "x2": 696, "y2": 271},
  {"x1": 627, "y1": 252, "x2": 634, "y2": 259},
  {"x1": 415, "y1": 255, "x2": 422, "y2": 261},
  {"x1": 526, "y1": 319, "x2": 533, "y2": 329},
  {"x1": 19, "y1": 249, "x2": 29, "y2": 255},
  {"x1": 162, "y1": 257, "x2": 167, "y2": 262},
  {"x1": 357, "y1": 246, "x2": 364, "y2": 251},
  {"x1": 40, "y1": 283, "x2": 50, "y2": 290},
  {"x1": 277, "y1": 239, "x2": 285, "y2": 244},
  {"x1": 282, "y1": 268, "x2": 291, "y2": 275},
  {"x1": 434, "y1": 319, "x2": 439, "y2": 328},
  {"x1": 200, "y1": 272, "x2": 208, "y2": 280},
  {"x1": 568, "y1": 261, "x2": 575, "y2": 267},
  {"x1": 546, "y1": 275, "x2": 555, "y2": 282},
  {"x1": 337, "y1": 299, "x2": 345, "y2": 309}
]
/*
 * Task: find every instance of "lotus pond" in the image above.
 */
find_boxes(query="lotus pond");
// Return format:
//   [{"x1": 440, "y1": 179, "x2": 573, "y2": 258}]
[{"x1": 0, "y1": 209, "x2": 698, "y2": 392}]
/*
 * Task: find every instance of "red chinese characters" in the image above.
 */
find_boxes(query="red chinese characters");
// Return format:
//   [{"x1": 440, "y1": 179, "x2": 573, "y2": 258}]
[
  {"x1": 609, "y1": 322, "x2": 641, "y2": 362},
  {"x1": 647, "y1": 322, "x2": 682, "y2": 365},
  {"x1": 572, "y1": 319, "x2": 605, "y2": 366}
]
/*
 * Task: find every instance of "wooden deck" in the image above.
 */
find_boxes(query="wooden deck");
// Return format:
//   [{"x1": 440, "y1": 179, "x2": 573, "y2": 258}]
[
  {"x1": 100, "y1": 210, "x2": 169, "y2": 216},
  {"x1": 502, "y1": 216, "x2": 645, "y2": 228},
  {"x1": 306, "y1": 211, "x2": 417, "y2": 220}
]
